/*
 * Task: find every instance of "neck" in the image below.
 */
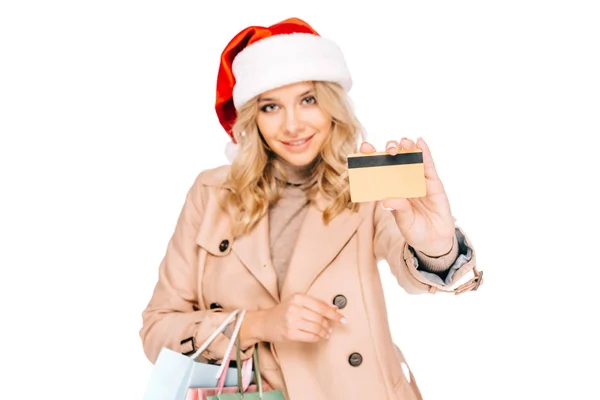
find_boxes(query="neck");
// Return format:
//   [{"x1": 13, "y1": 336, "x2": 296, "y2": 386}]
[{"x1": 274, "y1": 156, "x2": 316, "y2": 185}]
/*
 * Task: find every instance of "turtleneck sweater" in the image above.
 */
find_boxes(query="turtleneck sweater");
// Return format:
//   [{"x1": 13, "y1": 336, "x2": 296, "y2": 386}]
[{"x1": 268, "y1": 158, "x2": 314, "y2": 293}]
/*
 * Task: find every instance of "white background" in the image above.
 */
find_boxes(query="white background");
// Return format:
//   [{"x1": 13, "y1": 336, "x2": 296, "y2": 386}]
[{"x1": 1, "y1": 1, "x2": 599, "y2": 399}]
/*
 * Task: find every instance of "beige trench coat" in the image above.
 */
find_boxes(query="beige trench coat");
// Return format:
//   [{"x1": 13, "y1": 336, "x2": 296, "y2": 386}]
[{"x1": 140, "y1": 165, "x2": 482, "y2": 400}]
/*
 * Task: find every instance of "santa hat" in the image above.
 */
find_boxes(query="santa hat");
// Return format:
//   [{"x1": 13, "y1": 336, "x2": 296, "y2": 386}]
[{"x1": 215, "y1": 17, "x2": 353, "y2": 162}]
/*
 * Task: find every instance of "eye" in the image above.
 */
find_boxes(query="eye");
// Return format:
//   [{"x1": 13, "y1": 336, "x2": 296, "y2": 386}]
[
  {"x1": 302, "y1": 96, "x2": 317, "y2": 105},
  {"x1": 260, "y1": 104, "x2": 278, "y2": 113}
]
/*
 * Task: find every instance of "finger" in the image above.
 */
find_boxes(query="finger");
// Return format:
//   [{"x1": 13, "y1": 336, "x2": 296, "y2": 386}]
[
  {"x1": 385, "y1": 140, "x2": 399, "y2": 155},
  {"x1": 298, "y1": 295, "x2": 346, "y2": 324},
  {"x1": 380, "y1": 198, "x2": 412, "y2": 214},
  {"x1": 296, "y1": 318, "x2": 330, "y2": 340},
  {"x1": 416, "y1": 137, "x2": 439, "y2": 180},
  {"x1": 290, "y1": 329, "x2": 322, "y2": 343},
  {"x1": 399, "y1": 137, "x2": 417, "y2": 151},
  {"x1": 359, "y1": 141, "x2": 376, "y2": 154},
  {"x1": 299, "y1": 308, "x2": 331, "y2": 334}
]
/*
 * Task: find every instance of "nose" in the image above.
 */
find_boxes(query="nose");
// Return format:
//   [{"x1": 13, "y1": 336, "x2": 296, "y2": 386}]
[{"x1": 283, "y1": 107, "x2": 305, "y2": 137}]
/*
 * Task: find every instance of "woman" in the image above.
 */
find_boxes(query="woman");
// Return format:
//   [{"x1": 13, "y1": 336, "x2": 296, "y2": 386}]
[{"x1": 140, "y1": 17, "x2": 482, "y2": 400}]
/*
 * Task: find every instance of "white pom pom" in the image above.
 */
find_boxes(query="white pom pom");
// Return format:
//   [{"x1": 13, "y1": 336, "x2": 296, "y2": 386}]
[{"x1": 225, "y1": 141, "x2": 239, "y2": 163}]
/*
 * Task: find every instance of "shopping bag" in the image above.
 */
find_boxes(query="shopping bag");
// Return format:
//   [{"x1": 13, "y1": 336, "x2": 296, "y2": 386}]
[
  {"x1": 143, "y1": 309, "x2": 253, "y2": 400},
  {"x1": 188, "y1": 383, "x2": 276, "y2": 400},
  {"x1": 204, "y1": 330, "x2": 285, "y2": 400}
]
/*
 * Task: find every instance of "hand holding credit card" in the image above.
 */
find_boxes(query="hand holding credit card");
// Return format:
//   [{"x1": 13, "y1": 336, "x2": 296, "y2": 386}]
[{"x1": 346, "y1": 137, "x2": 458, "y2": 258}]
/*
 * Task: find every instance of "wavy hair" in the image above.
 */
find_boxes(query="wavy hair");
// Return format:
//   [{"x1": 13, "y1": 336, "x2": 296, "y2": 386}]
[{"x1": 220, "y1": 81, "x2": 365, "y2": 237}]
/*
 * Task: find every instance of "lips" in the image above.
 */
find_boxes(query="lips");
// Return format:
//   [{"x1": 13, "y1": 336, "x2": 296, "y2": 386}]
[{"x1": 281, "y1": 134, "x2": 315, "y2": 146}]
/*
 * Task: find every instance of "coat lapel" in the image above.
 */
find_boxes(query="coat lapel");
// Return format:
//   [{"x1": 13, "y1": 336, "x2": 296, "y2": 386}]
[
  {"x1": 231, "y1": 214, "x2": 280, "y2": 303},
  {"x1": 279, "y1": 193, "x2": 363, "y2": 301}
]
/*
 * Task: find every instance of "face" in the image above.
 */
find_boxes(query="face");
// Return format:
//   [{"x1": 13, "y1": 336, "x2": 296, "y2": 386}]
[{"x1": 255, "y1": 81, "x2": 332, "y2": 167}]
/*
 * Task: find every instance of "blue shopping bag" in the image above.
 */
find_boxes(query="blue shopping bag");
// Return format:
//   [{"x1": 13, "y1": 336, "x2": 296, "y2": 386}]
[{"x1": 143, "y1": 310, "x2": 253, "y2": 400}]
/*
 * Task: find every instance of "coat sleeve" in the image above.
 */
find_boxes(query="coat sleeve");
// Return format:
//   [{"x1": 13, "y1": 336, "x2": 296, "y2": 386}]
[
  {"x1": 139, "y1": 172, "x2": 252, "y2": 364},
  {"x1": 372, "y1": 201, "x2": 481, "y2": 295}
]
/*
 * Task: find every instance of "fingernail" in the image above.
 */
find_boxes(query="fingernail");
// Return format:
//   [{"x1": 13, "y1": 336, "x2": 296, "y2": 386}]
[
  {"x1": 329, "y1": 327, "x2": 333, "y2": 334},
  {"x1": 381, "y1": 204, "x2": 393, "y2": 211},
  {"x1": 341, "y1": 317, "x2": 348, "y2": 324}
]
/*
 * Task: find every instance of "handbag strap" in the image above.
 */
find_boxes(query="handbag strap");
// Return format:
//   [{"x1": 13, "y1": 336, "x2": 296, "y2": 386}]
[{"x1": 189, "y1": 309, "x2": 240, "y2": 360}]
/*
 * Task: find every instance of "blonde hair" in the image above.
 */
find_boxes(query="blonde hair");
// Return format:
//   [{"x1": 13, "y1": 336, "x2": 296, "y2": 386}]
[{"x1": 220, "y1": 81, "x2": 365, "y2": 237}]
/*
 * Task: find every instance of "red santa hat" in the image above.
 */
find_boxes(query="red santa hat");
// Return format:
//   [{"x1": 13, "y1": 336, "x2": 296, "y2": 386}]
[{"x1": 214, "y1": 17, "x2": 353, "y2": 162}]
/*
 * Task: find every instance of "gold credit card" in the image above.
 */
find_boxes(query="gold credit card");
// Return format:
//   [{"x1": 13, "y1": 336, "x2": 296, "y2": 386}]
[{"x1": 347, "y1": 149, "x2": 426, "y2": 203}]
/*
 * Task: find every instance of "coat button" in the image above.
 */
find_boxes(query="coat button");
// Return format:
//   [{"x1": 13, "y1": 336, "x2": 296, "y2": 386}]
[
  {"x1": 209, "y1": 303, "x2": 222, "y2": 310},
  {"x1": 348, "y1": 352, "x2": 363, "y2": 367},
  {"x1": 333, "y1": 294, "x2": 347, "y2": 309},
  {"x1": 219, "y1": 240, "x2": 229, "y2": 252}
]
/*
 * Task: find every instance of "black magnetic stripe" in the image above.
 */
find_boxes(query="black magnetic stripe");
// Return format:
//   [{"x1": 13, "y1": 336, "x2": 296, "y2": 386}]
[{"x1": 347, "y1": 152, "x2": 423, "y2": 169}]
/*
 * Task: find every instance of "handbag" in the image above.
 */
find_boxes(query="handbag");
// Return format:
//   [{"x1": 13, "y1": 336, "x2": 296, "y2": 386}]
[{"x1": 143, "y1": 309, "x2": 254, "y2": 400}]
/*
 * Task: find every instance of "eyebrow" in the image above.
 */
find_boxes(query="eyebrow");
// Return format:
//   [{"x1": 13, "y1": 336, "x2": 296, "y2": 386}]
[{"x1": 258, "y1": 89, "x2": 314, "y2": 103}]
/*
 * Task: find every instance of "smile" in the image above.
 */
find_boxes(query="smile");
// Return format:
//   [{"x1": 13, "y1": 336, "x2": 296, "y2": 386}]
[{"x1": 281, "y1": 134, "x2": 315, "y2": 147}]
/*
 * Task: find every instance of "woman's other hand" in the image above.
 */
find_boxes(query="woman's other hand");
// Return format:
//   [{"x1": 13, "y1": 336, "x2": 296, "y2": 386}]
[{"x1": 239, "y1": 293, "x2": 346, "y2": 347}]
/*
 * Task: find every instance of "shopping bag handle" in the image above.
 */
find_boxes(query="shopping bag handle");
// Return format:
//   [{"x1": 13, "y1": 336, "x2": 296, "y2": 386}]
[
  {"x1": 189, "y1": 309, "x2": 240, "y2": 360},
  {"x1": 215, "y1": 310, "x2": 249, "y2": 390},
  {"x1": 188, "y1": 309, "x2": 253, "y2": 394},
  {"x1": 252, "y1": 342, "x2": 264, "y2": 396},
  {"x1": 234, "y1": 335, "x2": 265, "y2": 397}
]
